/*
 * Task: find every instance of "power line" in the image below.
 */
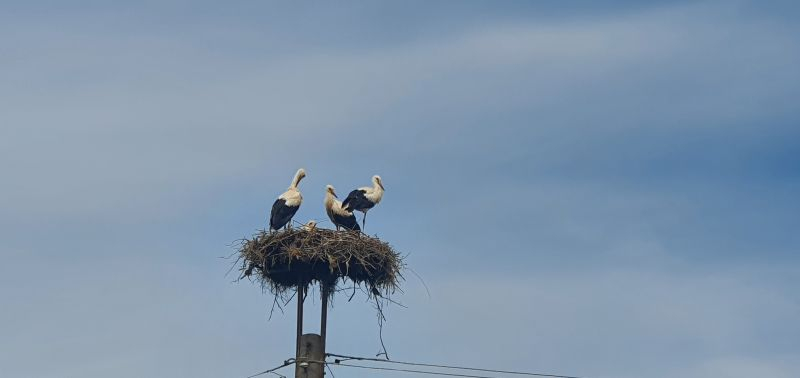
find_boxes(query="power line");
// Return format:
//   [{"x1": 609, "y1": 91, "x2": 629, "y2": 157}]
[
  {"x1": 245, "y1": 358, "x2": 294, "y2": 378},
  {"x1": 327, "y1": 352, "x2": 586, "y2": 378},
  {"x1": 330, "y1": 362, "x2": 502, "y2": 378},
  {"x1": 246, "y1": 351, "x2": 588, "y2": 378},
  {"x1": 325, "y1": 361, "x2": 337, "y2": 378}
]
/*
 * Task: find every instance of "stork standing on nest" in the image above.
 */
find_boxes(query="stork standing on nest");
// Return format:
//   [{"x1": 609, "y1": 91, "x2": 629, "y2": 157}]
[
  {"x1": 342, "y1": 175, "x2": 384, "y2": 231},
  {"x1": 269, "y1": 168, "x2": 306, "y2": 231},
  {"x1": 324, "y1": 185, "x2": 361, "y2": 231}
]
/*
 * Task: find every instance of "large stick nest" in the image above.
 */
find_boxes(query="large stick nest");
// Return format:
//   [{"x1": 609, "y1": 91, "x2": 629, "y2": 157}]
[{"x1": 238, "y1": 228, "x2": 403, "y2": 299}]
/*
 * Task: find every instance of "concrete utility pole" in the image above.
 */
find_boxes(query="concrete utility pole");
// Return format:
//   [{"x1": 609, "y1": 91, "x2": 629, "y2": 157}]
[
  {"x1": 295, "y1": 283, "x2": 329, "y2": 378},
  {"x1": 295, "y1": 334, "x2": 324, "y2": 378}
]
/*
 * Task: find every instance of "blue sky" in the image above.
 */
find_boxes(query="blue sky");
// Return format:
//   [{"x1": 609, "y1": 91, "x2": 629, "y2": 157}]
[{"x1": 1, "y1": 1, "x2": 799, "y2": 377}]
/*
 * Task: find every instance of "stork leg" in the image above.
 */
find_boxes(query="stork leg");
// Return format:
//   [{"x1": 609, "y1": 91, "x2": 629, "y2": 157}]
[{"x1": 362, "y1": 211, "x2": 368, "y2": 232}]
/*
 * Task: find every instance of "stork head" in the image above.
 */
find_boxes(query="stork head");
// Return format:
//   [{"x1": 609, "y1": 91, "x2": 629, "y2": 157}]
[
  {"x1": 303, "y1": 220, "x2": 317, "y2": 230},
  {"x1": 325, "y1": 184, "x2": 337, "y2": 198},
  {"x1": 373, "y1": 175, "x2": 384, "y2": 191}
]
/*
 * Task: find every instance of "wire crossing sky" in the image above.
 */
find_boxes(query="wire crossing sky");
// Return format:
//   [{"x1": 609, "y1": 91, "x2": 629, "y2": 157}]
[{"x1": 1, "y1": 1, "x2": 799, "y2": 378}]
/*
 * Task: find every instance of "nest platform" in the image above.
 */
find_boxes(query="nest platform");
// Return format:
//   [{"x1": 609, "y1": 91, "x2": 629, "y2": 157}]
[{"x1": 239, "y1": 228, "x2": 402, "y2": 298}]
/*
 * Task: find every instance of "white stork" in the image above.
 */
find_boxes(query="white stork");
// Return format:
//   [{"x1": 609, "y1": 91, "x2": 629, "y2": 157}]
[
  {"x1": 342, "y1": 175, "x2": 384, "y2": 230},
  {"x1": 269, "y1": 168, "x2": 306, "y2": 231},
  {"x1": 302, "y1": 220, "x2": 317, "y2": 231},
  {"x1": 324, "y1": 185, "x2": 361, "y2": 231}
]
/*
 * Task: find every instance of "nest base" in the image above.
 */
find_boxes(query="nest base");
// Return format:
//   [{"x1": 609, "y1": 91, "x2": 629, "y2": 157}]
[{"x1": 239, "y1": 228, "x2": 402, "y2": 299}]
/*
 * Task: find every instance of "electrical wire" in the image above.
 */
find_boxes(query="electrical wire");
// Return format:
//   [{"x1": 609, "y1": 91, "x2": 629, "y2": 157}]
[
  {"x1": 330, "y1": 362, "x2": 501, "y2": 378},
  {"x1": 327, "y1": 352, "x2": 586, "y2": 378},
  {"x1": 245, "y1": 358, "x2": 294, "y2": 378},
  {"x1": 247, "y1": 352, "x2": 588, "y2": 378},
  {"x1": 325, "y1": 361, "x2": 337, "y2": 378}
]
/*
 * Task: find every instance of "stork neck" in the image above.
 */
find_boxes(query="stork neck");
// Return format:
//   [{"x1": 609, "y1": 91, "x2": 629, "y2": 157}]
[
  {"x1": 324, "y1": 192, "x2": 335, "y2": 206},
  {"x1": 289, "y1": 173, "x2": 303, "y2": 189}
]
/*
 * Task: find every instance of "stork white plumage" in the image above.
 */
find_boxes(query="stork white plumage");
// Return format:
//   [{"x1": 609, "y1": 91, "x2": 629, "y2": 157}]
[
  {"x1": 302, "y1": 220, "x2": 317, "y2": 231},
  {"x1": 342, "y1": 175, "x2": 384, "y2": 231},
  {"x1": 324, "y1": 185, "x2": 361, "y2": 231},
  {"x1": 269, "y1": 168, "x2": 306, "y2": 231}
]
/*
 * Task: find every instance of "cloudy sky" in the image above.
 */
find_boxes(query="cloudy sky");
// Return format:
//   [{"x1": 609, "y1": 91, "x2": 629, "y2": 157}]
[{"x1": 1, "y1": 1, "x2": 799, "y2": 377}]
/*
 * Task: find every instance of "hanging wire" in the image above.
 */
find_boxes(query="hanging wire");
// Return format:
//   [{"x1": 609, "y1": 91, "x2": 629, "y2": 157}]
[
  {"x1": 325, "y1": 361, "x2": 337, "y2": 378},
  {"x1": 245, "y1": 358, "x2": 295, "y2": 378},
  {"x1": 330, "y1": 362, "x2": 501, "y2": 378},
  {"x1": 327, "y1": 352, "x2": 586, "y2": 378}
]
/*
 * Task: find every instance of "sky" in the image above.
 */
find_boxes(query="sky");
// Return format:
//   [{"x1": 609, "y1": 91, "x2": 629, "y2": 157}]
[{"x1": 1, "y1": 1, "x2": 799, "y2": 377}]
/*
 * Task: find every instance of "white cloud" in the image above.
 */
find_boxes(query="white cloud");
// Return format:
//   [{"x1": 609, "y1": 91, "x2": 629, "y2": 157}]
[{"x1": 2, "y1": 0, "x2": 798, "y2": 224}]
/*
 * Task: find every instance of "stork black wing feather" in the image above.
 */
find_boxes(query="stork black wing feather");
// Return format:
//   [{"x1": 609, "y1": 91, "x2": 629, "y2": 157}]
[
  {"x1": 342, "y1": 189, "x2": 371, "y2": 212},
  {"x1": 270, "y1": 198, "x2": 299, "y2": 230},
  {"x1": 333, "y1": 212, "x2": 361, "y2": 231}
]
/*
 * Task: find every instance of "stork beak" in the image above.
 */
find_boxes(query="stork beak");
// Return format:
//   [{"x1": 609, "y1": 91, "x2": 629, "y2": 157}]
[{"x1": 378, "y1": 182, "x2": 385, "y2": 191}]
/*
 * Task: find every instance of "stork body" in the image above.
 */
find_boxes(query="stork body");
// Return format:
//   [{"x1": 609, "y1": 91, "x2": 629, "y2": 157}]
[
  {"x1": 324, "y1": 185, "x2": 360, "y2": 231},
  {"x1": 302, "y1": 220, "x2": 317, "y2": 231},
  {"x1": 342, "y1": 175, "x2": 384, "y2": 230},
  {"x1": 269, "y1": 168, "x2": 306, "y2": 231}
]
